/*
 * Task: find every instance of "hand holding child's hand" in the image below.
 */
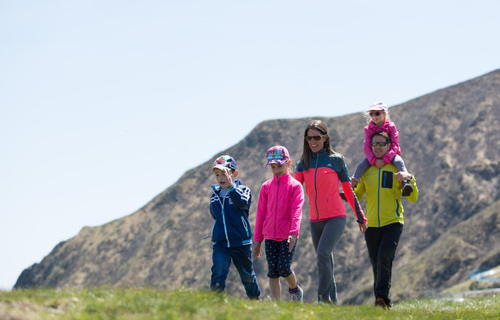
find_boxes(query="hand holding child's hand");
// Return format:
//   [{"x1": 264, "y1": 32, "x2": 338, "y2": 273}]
[
  {"x1": 358, "y1": 222, "x2": 368, "y2": 234},
  {"x1": 395, "y1": 172, "x2": 412, "y2": 183},
  {"x1": 253, "y1": 242, "x2": 262, "y2": 259},
  {"x1": 288, "y1": 234, "x2": 297, "y2": 252},
  {"x1": 375, "y1": 159, "x2": 385, "y2": 168},
  {"x1": 350, "y1": 176, "x2": 360, "y2": 187}
]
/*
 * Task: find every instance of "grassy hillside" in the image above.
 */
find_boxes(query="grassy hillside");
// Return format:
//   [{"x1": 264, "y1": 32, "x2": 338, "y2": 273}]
[
  {"x1": 1, "y1": 287, "x2": 499, "y2": 320},
  {"x1": 14, "y1": 69, "x2": 500, "y2": 304}
]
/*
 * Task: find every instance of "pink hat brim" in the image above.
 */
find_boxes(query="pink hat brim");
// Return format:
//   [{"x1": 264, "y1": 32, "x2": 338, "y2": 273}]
[{"x1": 266, "y1": 159, "x2": 288, "y2": 166}]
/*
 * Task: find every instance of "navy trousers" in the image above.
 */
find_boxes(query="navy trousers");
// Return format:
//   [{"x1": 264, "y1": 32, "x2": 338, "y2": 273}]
[{"x1": 210, "y1": 244, "x2": 261, "y2": 299}]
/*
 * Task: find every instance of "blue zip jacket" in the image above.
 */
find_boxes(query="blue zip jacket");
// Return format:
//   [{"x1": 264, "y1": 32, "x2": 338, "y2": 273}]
[{"x1": 210, "y1": 179, "x2": 253, "y2": 247}]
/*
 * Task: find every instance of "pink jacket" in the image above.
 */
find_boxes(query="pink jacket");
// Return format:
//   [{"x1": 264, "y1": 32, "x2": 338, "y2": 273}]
[
  {"x1": 254, "y1": 173, "x2": 304, "y2": 243},
  {"x1": 364, "y1": 119, "x2": 401, "y2": 165}
]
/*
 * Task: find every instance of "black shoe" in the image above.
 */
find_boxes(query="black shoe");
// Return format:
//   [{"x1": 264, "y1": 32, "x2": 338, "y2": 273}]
[{"x1": 402, "y1": 180, "x2": 413, "y2": 197}]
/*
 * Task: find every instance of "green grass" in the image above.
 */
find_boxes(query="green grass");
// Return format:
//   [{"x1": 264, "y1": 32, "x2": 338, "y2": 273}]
[{"x1": 0, "y1": 287, "x2": 498, "y2": 319}]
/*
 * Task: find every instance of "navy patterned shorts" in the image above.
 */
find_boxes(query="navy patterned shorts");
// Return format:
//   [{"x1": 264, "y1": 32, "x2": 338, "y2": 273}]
[{"x1": 265, "y1": 239, "x2": 297, "y2": 278}]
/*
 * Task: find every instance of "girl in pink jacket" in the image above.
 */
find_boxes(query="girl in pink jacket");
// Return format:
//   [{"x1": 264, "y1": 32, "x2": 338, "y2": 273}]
[
  {"x1": 253, "y1": 145, "x2": 305, "y2": 302},
  {"x1": 352, "y1": 101, "x2": 413, "y2": 196}
]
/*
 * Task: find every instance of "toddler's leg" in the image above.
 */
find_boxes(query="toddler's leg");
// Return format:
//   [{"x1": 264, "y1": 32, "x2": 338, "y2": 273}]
[
  {"x1": 392, "y1": 155, "x2": 413, "y2": 196},
  {"x1": 352, "y1": 158, "x2": 371, "y2": 186},
  {"x1": 392, "y1": 155, "x2": 407, "y2": 173}
]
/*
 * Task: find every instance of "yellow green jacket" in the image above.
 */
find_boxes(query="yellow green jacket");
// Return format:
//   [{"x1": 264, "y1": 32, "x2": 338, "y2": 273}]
[{"x1": 354, "y1": 164, "x2": 418, "y2": 228}]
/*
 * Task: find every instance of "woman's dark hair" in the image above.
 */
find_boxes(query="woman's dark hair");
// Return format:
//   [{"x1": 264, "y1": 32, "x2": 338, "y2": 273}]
[{"x1": 300, "y1": 120, "x2": 337, "y2": 170}]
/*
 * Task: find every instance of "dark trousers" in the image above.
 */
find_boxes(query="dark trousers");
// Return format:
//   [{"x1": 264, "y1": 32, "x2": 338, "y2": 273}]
[
  {"x1": 211, "y1": 244, "x2": 261, "y2": 299},
  {"x1": 364, "y1": 223, "x2": 403, "y2": 306}
]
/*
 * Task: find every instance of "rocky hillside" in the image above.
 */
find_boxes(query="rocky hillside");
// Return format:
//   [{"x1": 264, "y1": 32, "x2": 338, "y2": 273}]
[{"x1": 15, "y1": 70, "x2": 500, "y2": 304}]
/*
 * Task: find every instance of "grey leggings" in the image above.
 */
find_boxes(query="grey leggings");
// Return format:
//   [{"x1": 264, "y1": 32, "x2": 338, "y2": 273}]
[{"x1": 310, "y1": 217, "x2": 346, "y2": 304}]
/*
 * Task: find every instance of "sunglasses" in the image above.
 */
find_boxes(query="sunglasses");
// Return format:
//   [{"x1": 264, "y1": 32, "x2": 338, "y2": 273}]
[
  {"x1": 371, "y1": 141, "x2": 389, "y2": 147},
  {"x1": 267, "y1": 154, "x2": 285, "y2": 160},
  {"x1": 305, "y1": 135, "x2": 324, "y2": 142},
  {"x1": 369, "y1": 111, "x2": 384, "y2": 117}
]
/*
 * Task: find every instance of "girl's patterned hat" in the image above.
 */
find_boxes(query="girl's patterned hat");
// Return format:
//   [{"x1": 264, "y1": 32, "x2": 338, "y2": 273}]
[
  {"x1": 368, "y1": 101, "x2": 388, "y2": 112},
  {"x1": 266, "y1": 145, "x2": 290, "y2": 166},
  {"x1": 213, "y1": 155, "x2": 237, "y2": 171}
]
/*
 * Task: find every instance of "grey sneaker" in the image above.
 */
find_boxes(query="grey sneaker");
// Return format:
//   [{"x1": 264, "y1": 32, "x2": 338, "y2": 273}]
[{"x1": 289, "y1": 285, "x2": 303, "y2": 303}]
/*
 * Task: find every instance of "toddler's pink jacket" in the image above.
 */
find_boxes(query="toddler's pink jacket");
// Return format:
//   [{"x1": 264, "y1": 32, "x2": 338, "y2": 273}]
[
  {"x1": 364, "y1": 119, "x2": 402, "y2": 165},
  {"x1": 254, "y1": 173, "x2": 304, "y2": 243}
]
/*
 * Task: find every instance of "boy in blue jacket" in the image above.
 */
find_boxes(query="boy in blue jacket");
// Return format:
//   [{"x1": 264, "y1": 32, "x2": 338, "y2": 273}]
[{"x1": 209, "y1": 155, "x2": 261, "y2": 299}]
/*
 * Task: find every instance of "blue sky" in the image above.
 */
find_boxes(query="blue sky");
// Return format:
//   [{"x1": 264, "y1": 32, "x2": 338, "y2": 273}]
[{"x1": 1, "y1": 0, "x2": 499, "y2": 290}]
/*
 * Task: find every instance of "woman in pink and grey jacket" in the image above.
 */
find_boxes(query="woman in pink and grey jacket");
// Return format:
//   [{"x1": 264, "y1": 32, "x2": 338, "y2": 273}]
[
  {"x1": 295, "y1": 120, "x2": 367, "y2": 305},
  {"x1": 253, "y1": 145, "x2": 305, "y2": 302}
]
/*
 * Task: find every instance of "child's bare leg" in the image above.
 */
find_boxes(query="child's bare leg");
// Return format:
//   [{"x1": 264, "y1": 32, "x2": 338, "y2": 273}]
[
  {"x1": 284, "y1": 271, "x2": 298, "y2": 290},
  {"x1": 269, "y1": 277, "x2": 281, "y2": 300},
  {"x1": 285, "y1": 271, "x2": 303, "y2": 302}
]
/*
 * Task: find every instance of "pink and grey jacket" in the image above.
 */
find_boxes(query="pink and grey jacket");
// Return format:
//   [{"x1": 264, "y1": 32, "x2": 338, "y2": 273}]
[
  {"x1": 294, "y1": 149, "x2": 366, "y2": 223},
  {"x1": 364, "y1": 120, "x2": 401, "y2": 165},
  {"x1": 254, "y1": 173, "x2": 304, "y2": 243}
]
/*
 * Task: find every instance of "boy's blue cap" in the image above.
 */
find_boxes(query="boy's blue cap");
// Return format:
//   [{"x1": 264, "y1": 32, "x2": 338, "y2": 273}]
[{"x1": 213, "y1": 155, "x2": 237, "y2": 171}]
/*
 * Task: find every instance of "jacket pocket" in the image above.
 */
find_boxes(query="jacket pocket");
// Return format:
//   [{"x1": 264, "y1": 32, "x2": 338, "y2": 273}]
[{"x1": 381, "y1": 171, "x2": 393, "y2": 188}]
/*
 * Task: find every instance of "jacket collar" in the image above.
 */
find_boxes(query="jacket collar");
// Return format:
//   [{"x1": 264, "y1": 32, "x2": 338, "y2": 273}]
[
  {"x1": 272, "y1": 173, "x2": 292, "y2": 184},
  {"x1": 369, "y1": 119, "x2": 390, "y2": 128},
  {"x1": 312, "y1": 148, "x2": 328, "y2": 158},
  {"x1": 211, "y1": 179, "x2": 241, "y2": 193}
]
